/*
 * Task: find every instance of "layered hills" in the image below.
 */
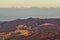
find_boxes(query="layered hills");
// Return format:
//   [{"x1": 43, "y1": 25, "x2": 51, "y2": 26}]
[{"x1": 0, "y1": 18, "x2": 60, "y2": 40}]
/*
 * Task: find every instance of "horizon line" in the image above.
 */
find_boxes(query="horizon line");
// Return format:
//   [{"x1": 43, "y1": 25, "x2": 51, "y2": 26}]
[
  {"x1": 0, "y1": 17, "x2": 60, "y2": 21},
  {"x1": 0, "y1": 7, "x2": 60, "y2": 8}
]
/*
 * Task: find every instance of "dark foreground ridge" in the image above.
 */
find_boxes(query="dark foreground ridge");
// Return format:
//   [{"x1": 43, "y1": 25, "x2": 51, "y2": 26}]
[{"x1": 0, "y1": 17, "x2": 60, "y2": 40}]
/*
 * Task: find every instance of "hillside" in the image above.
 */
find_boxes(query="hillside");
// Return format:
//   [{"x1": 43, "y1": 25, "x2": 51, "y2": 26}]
[{"x1": 0, "y1": 18, "x2": 60, "y2": 40}]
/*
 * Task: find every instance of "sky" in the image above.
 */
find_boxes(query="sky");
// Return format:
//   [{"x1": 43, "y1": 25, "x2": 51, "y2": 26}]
[
  {"x1": 0, "y1": 0, "x2": 60, "y2": 21},
  {"x1": 0, "y1": 0, "x2": 60, "y2": 8}
]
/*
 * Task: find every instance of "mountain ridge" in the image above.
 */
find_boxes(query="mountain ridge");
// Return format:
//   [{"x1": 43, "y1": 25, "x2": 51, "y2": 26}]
[{"x1": 0, "y1": 18, "x2": 60, "y2": 32}]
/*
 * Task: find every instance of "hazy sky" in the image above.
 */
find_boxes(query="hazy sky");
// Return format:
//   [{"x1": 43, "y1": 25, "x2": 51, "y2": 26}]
[
  {"x1": 0, "y1": 0, "x2": 60, "y2": 8},
  {"x1": 0, "y1": 0, "x2": 60, "y2": 21}
]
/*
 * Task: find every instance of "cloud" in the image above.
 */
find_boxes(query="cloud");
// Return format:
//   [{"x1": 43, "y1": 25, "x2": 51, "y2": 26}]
[{"x1": 0, "y1": 0, "x2": 60, "y2": 8}]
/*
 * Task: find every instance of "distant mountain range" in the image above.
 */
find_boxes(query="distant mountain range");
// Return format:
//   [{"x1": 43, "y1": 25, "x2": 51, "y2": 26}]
[{"x1": 0, "y1": 17, "x2": 60, "y2": 32}]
